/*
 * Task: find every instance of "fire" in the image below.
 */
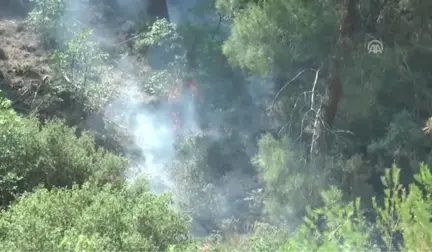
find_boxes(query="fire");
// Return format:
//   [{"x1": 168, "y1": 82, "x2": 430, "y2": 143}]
[{"x1": 168, "y1": 79, "x2": 204, "y2": 134}]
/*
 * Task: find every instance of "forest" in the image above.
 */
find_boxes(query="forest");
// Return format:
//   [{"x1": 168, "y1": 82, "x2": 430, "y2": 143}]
[{"x1": 0, "y1": 0, "x2": 432, "y2": 251}]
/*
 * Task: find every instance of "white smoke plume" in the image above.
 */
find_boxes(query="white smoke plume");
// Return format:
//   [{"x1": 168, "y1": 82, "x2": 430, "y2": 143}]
[
  {"x1": 48, "y1": 0, "x2": 275, "y2": 236},
  {"x1": 54, "y1": 0, "x2": 208, "y2": 193}
]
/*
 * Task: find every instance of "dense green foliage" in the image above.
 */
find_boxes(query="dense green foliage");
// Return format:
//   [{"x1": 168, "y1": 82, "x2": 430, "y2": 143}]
[
  {"x1": 50, "y1": 29, "x2": 111, "y2": 112},
  {"x1": 1, "y1": 0, "x2": 432, "y2": 250},
  {"x1": 0, "y1": 182, "x2": 189, "y2": 251},
  {"x1": 0, "y1": 95, "x2": 128, "y2": 206}
]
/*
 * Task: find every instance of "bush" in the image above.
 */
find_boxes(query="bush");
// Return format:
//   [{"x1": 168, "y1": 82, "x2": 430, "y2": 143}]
[
  {"x1": 50, "y1": 29, "x2": 114, "y2": 113},
  {"x1": 252, "y1": 133, "x2": 330, "y2": 225},
  {"x1": 0, "y1": 182, "x2": 190, "y2": 251},
  {"x1": 0, "y1": 94, "x2": 128, "y2": 206},
  {"x1": 278, "y1": 163, "x2": 432, "y2": 251},
  {"x1": 28, "y1": 0, "x2": 67, "y2": 45},
  {"x1": 174, "y1": 163, "x2": 432, "y2": 252}
]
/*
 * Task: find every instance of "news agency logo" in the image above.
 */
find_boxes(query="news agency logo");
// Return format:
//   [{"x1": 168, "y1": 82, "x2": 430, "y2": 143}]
[{"x1": 367, "y1": 39, "x2": 383, "y2": 54}]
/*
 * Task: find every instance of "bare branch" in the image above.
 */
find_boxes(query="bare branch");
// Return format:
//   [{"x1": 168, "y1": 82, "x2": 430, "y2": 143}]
[
  {"x1": 211, "y1": 14, "x2": 223, "y2": 39},
  {"x1": 278, "y1": 90, "x2": 310, "y2": 136},
  {"x1": 310, "y1": 68, "x2": 320, "y2": 110},
  {"x1": 277, "y1": 68, "x2": 321, "y2": 139},
  {"x1": 112, "y1": 34, "x2": 141, "y2": 46},
  {"x1": 268, "y1": 68, "x2": 316, "y2": 112}
]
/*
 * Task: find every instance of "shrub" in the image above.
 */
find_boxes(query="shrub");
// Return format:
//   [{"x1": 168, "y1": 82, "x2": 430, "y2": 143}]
[
  {"x1": 278, "y1": 163, "x2": 432, "y2": 251},
  {"x1": 0, "y1": 182, "x2": 190, "y2": 251},
  {"x1": 28, "y1": 0, "x2": 67, "y2": 45},
  {"x1": 0, "y1": 94, "x2": 128, "y2": 206},
  {"x1": 50, "y1": 29, "x2": 114, "y2": 113}
]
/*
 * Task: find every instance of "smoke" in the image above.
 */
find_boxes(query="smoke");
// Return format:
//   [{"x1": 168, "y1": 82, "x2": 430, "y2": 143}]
[
  {"x1": 102, "y1": 62, "x2": 202, "y2": 194},
  {"x1": 125, "y1": 89, "x2": 202, "y2": 193},
  {"x1": 167, "y1": 0, "x2": 217, "y2": 25},
  {"x1": 115, "y1": 0, "x2": 149, "y2": 21},
  {"x1": 52, "y1": 0, "x2": 276, "y2": 235},
  {"x1": 50, "y1": 0, "x2": 204, "y2": 194}
]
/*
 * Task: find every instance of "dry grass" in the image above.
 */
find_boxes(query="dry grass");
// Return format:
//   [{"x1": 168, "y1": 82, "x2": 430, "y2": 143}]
[{"x1": 0, "y1": 18, "x2": 53, "y2": 110}]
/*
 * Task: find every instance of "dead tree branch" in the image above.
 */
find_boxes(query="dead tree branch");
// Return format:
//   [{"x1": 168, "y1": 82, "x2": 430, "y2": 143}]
[
  {"x1": 268, "y1": 68, "x2": 316, "y2": 112},
  {"x1": 277, "y1": 69, "x2": 321, "y2": 141}
]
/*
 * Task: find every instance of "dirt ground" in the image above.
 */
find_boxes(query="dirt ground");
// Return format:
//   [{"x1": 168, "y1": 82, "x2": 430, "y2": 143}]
[
  {"x1": 0, "y1": 3, "x2": 158, "y2": 153},
  {"x1": 0, "y1": 15, "x2": 54, "y2": 112}
]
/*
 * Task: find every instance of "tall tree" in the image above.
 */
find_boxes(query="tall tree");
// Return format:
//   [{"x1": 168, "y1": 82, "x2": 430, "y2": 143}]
[
  {"x1": 219, "y1": 0, "x2": 341, "y2": 156},
  {"x1": 309, "y1": 0, "x2": 358, "y2": 155}
]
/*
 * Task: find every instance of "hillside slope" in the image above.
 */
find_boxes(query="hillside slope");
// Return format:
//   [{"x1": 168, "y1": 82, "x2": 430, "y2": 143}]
[{"x1": 0, "y1": 17, "x2": 53, "y2": 113}]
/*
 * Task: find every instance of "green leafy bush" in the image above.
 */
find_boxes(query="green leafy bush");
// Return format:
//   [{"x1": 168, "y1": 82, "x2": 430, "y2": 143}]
[
  {"x1": 50, "y1": 29, "x2": 114, "y2": 112},
  {"x1": 172, "y1": 135, "x2": 228, "y2": 234},
  {"x1": 0, "y1": 94, "x2": 128, "y2": 206},
  {"x1": 28, "y1": 0, "x2": 67, "y2": 45},
  {"x1": 181, "y1": 163, "x2": 432, "y2": 252},
  {"x1": 252, "y1": 133, "x2": 330, "y2": 224},
  {"x1": 0, "y1": 182, "x2": 190, "y2": 251},
  {"x1": 134, "y1": 19, "x2": 186, "y2": 97},
  {"x1": 278, "y1": 163, "x2": 432, "y2": 252},
  {"x1": 134, "y1": 18, "x2": 180, "y2": 54}
]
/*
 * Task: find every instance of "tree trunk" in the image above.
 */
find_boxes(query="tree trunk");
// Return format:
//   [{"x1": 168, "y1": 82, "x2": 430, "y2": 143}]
[
  {"x1": 310, "y1": 0, "x2": 357, "y2": 156},
  {"x1": 148, "y1": 0, "x2": 170, "y2": 21}
]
